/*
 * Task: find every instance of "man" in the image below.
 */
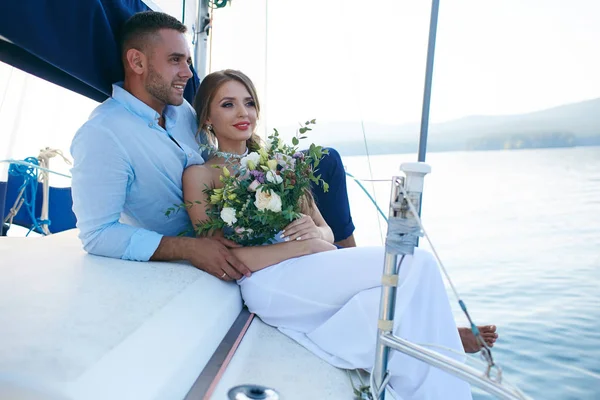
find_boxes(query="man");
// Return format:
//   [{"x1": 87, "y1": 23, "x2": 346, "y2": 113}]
[
  {"x1": 71, "y1": 11, "x2": 253, "y2": 280},
  {"x1": 70, "y1": 11, "x2": 356, "y2": 281}
]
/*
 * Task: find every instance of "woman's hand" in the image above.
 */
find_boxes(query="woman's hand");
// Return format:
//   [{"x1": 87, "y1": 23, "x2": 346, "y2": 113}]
[
  {"x1": 305, "y1": 238, "x2": 337, "y2": 253},
  {"x1": 282, "y1": 214, "x2": 321, "y2": 241}
]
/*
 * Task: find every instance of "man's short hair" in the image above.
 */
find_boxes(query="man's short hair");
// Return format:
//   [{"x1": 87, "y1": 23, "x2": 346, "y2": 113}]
[{"x1": 120, "y1": 11, "x2": 187, "y2": 57}]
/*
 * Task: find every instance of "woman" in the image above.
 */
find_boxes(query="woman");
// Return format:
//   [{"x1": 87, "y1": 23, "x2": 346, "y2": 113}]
[{"x1": 183, "y1": 69, "x2": 497, "y2": 399}]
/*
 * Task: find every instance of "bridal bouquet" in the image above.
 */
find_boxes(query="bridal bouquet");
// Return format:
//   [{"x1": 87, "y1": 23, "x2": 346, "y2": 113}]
[{"x1": 169, "y1": 120, "x2": 329, "y2": 246}]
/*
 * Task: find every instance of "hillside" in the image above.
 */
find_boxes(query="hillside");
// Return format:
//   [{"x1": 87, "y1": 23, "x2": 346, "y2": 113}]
[{"x1": 293, "y1": 97, "x2": 600, "y2": 155}]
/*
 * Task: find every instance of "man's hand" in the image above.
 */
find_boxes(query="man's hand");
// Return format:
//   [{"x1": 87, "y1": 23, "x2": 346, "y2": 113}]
[
  {"x1": 186, "y1": 237, "x2": 251, "y2": 280},
  {"x1": 151, "y1": 236, "x2": 251, "y2": 281}
]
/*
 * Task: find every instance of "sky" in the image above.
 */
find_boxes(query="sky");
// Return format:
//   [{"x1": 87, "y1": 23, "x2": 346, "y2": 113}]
[
  {"x1": 1, "y1": 0, "x2": 599, "y2": 170},
  {"x1": 207, "y1": 0, "x2": 600, "y2": 128}
]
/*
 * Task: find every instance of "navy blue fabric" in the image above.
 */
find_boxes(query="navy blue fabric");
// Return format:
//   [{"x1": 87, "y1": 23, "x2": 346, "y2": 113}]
[
  {"x1": 0, "y1": 0, "x2": 149, "y2": 102},
  {"x1": 310, "y1": 148, "x2": 355, "y2": 242},
  {"x1": 185, "y1": 65, "x2": 200, "y2": 106},
  {"x1": 0, "y1": 0, "x2": 200, "y2": 104},
  {"x1": 1, "y1": 175, "x2": 77, "y2": 234}
]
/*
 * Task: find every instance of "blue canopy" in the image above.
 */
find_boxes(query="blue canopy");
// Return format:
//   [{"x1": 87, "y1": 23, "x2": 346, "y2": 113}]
[
  {"x1": 0, "y1": 0, "x2": 200, "y2": 234},
  {"x1": 0, "y1": 0, "x2": 199, "y2": 103}
]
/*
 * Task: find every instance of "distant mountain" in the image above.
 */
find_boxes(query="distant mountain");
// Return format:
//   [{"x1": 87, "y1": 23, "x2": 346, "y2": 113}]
[{"x1": 288, "y1": 97, "x2": 600, "y2": 156}]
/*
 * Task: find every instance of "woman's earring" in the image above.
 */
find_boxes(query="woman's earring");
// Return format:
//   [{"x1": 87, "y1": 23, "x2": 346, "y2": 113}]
[{"x1": 206, "y1": 124, "x2": 213, "y2": 133}]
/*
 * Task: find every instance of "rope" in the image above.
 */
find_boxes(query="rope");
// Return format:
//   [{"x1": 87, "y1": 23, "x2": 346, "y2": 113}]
[
  {"x1": 346, "y1": 370, "x2": 371, "y2": 400},
  {"x1": 3, "y1": 186, "x2": 25, "y2": 228},
  {"x1": 0, "y1": 160, "x2": 72, "y2": 178},
  {"x1": 208, "y1": 7, "x2": 214, "y2": 73},
  {"x1": 37, "y1": 148, "x2": 72, "y2": 235},
  {"x1": 5, "y1": 157, "x2": 47, "y2": 236},
  {"x1": 36, "y1": 148, "x2": 72, "y2": 172},
  {"x1": 209, "y1": 0, "x2": 229, "y2": 8},
  {"x1": 263, "y1": 0, "x2": 269, "y2": 140},
  {"x1": 362, "y1": 176, "x2": 509, "y2": 396},
  {"x1": 337, "y1": 1, "x2": 383, "y2": 245},
  {"x1": 0, "y1": 67, "x2": 13, "y2": 117},
  {"x1": 358, "y1": 123, "x2": 383, "y2": 244},
  {"x1": 346, "y1": 172, "x2": 497, "y2": 374},
  {"x1": 1, "y1": 149, "x2": 72, "y2": 236},
  {"x1": 345, "y1": 171, "x2": 388, "y2": 222},
  {"x1": 395, "y1": 182, "x2": 498, "y2": 376},
  {"x1": 356, "y1": 122, "x2": 380, "y2": 236},
  {"x1": 370, "y1": 369, "x2": 395, "y2": 400}
]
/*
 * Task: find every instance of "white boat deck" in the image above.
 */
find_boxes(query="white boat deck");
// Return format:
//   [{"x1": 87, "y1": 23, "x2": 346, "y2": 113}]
[
  {"x1": 212, "y1": 318, "x2": 356, "y2": 399},
  {"x1": 0, "y1": 230, "x2": 356, "y2": 399}
]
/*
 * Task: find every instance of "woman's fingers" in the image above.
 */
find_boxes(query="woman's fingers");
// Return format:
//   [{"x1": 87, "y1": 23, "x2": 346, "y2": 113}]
[
  {"x1": 284, "y1": 227, "x2": 320, "y2": 241},
  {"x1": 282, "y1": 215, "x2": 320, "y2": 241},
  {"x1": 282, "y1": 215, "x2": 309, "y2": 233},
  {"x1": 282, "y1": 217, "x2": 308, "y2": 237}
]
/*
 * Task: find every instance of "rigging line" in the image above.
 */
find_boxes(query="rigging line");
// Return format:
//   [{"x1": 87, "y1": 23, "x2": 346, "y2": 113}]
[
  {"x1": 345, "y1": 172, "x2": 388, "y2": 222},
  {"x1": 0, "y1": 160, "x2": 72, "y2": 178},
  {"x1": 397, "y1": 180, "x2": 496, "y2": 371},
  {"x1": 263, "y1": 0, "x2": 269, "y2": 140},
  {"x1": 349, "y1": 178, "x2": 390, "y2": 182},
  {"x1": 208, "y1": 7, "x2": 214, "y2": 73},
  {"x1": 359, "y1": 120, "x2": 384, "y2": 244},
  {"x1": 0, "y1": 67, "x2": 14, "y2": 122},
  {"x1": 339, "y1": 2, "x2": 384, "y2": 244}
]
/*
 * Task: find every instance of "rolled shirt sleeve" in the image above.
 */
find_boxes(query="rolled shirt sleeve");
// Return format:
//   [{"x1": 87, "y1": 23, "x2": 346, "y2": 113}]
[{"x1": 70, "y1": 125, "x2": 163, "y2": 261}]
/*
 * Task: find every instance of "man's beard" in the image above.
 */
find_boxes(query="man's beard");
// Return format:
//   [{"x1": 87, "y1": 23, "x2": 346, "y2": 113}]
[{"x1": 146, "y1": 64, "x2": 181, "y2": 106}]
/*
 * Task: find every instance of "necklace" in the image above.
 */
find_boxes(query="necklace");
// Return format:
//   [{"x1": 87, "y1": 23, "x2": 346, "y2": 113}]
[{"x1": 205, "y1": 146, "x2": 249, "y2": 161}]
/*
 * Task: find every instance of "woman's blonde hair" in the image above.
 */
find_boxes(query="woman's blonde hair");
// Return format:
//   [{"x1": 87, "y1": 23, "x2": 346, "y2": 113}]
[{"x1": 193, "y1": 69, "x2": 262, "y2": 152}]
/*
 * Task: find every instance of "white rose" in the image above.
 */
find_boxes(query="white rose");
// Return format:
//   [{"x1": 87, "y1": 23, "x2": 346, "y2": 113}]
[
  {"x1": 240, "y1": 152, "x2": 261, "y2": 170},
  {"x1": 220, "y1": 207, "x2": 238, "y2": 226},
  {"x1": 254, "y1": 188, "x2": 282, "y2": 213},
  {"x1": 266, "y1": 170, "x2": 283, "y2": 184}
]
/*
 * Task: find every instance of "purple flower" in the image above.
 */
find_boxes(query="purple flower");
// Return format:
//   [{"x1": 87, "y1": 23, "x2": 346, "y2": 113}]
[
  {"x1": 292, "y1": 152, "x2": 304, "y2": 159},
  {"x1": 250, "y1": 170, "x2": 265, "y2": 183}
]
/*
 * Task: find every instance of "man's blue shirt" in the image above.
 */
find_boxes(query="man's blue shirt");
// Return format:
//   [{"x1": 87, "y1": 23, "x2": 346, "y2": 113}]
[{"x1": 70, "y1": 83, "x2": 206, "y2": 261}]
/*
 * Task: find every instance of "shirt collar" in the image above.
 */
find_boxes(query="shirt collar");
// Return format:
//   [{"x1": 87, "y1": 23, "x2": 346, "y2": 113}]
[{"x1": 112, "y1": 83, "x2": 179, "y2": 127}]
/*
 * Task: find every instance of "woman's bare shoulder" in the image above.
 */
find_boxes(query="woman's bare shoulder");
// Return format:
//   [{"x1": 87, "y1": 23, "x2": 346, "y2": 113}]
[{"x1": 183, "y1": 164, "x2": 215, "y2": 187}]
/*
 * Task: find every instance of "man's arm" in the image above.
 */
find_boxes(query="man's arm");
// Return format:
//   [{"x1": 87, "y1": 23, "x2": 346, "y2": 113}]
[
  {"x1": 71, "y1": 124, "x2": 251, "y2": 279},
  {"x1": 71, "y1": 125, "x2": 162, "y2": 261}
]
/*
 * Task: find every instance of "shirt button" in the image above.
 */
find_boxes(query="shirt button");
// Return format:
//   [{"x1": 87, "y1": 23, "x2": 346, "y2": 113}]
[
  {"x1": 148, "y1": 122, "x2": 153, "y2": 127},
  {"x1": 188, "y1": 153, "x2": 193, "y2": 157}
]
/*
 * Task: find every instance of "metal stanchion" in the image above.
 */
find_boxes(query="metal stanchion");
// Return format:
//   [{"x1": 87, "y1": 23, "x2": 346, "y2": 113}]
[{"x1": 372, "y1": 162, "x2": 430, "y2": 399}]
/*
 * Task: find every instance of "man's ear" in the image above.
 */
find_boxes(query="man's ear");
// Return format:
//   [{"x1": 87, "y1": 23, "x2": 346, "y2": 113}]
[{"x1": 125, "y1": 49, "x2": 146, "y2": 74}]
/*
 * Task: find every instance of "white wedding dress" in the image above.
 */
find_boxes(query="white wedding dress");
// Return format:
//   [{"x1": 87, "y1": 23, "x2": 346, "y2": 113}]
[{"x1": 238, "y1": 243, "x2": 473, "y2": 400}]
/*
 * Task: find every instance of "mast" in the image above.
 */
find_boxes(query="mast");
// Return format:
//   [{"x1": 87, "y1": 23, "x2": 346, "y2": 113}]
[
  {"x1": 193, "y1": 0, "x2": 210, "y2": 79},
  {"x1": 417, "y1": 0, "x2": 440, "y2": 162}
]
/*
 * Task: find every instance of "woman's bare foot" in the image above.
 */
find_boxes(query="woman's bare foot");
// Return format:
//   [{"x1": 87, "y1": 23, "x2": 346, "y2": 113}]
[{"x1": 459, "y1": 325, "x2": 498, "y2": 353}]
